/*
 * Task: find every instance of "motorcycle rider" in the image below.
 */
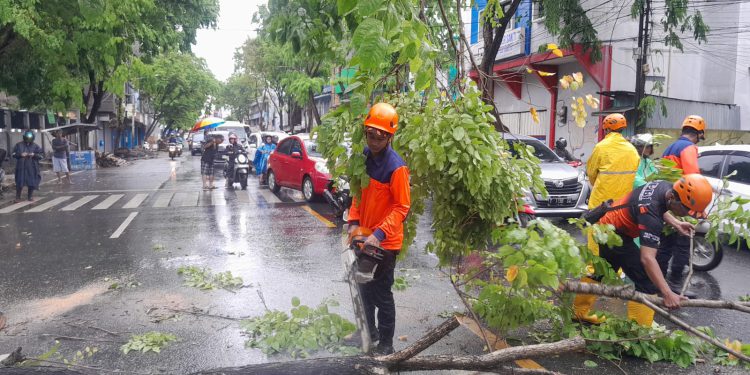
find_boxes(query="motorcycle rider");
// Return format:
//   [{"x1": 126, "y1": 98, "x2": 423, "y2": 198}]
[
  {"x1": 631, "y1": 133, "x2": 658, "y2": 189},
  {"x1": 573, "y1": 113, "x2": 640, "y2": 324},
  {"x1": 554, "y1": 137, "x2": 579, "y2": 162},
  {"x1": 658, "y1": 115, "x2": 706, "y2": 296},
  {"x1": 224, "y1": 133, "x2": 242, "y2": 188},
  {"x1": 347, "y1": 102, "x2": 411, "y2": 356},
  {"x1": 594, "y1": 174, "x2": 712, "y2": 326},
  {"x1": 12, "y1": 130, "x2": 44, "y2": 202}
]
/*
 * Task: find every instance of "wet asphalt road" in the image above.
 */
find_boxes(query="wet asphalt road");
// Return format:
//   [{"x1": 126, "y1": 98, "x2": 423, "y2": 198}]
[{"x1": 0, "y1": 153, "x2": 749, "y2": 374}]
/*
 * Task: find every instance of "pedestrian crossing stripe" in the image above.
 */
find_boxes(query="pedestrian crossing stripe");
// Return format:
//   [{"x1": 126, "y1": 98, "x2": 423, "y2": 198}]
[{"x1": 0, "y1": 189, "x2": 307, "y2": 214}]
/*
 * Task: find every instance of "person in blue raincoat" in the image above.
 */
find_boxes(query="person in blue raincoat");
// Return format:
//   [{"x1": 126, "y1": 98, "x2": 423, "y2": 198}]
[
  {"x1": 254, "y1": 135, "x2": 275, "y2": 184},
  {"x1": 12, "y1": 130, "x2": 43, "y2": 202}
]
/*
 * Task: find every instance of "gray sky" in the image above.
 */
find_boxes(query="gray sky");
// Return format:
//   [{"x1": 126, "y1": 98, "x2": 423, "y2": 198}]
[{"x1": 193, "y1": 0, "x2": 267, "y2": 82}]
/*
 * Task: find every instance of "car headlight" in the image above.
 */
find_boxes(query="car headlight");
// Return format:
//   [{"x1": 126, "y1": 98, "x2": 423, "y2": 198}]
[
  {"x1": 315, "y1": 161, "x2": 329, "y2": 174},
  {"x1": 578, "y1": 170, "x2": 585, "y2": 183},
  {"x1": 237, "y1": 154, "x2": 248, "y2": 164}
]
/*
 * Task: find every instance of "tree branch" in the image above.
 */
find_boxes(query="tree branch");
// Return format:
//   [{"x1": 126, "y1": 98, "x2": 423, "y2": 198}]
[
  {"x1": 394, "y1": 337, "x2": 586, "y2": 372},
  {"x1": 379, "y1": 316, "x2": 460, "y2": 363}
]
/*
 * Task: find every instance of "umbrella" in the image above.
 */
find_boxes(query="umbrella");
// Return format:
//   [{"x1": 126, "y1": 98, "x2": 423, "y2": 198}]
[{"x1": 191, "y1": 117, "x2": 225, "y2": 133}]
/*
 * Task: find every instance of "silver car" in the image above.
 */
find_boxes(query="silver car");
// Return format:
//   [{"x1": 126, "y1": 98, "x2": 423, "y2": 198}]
[{"x1": 504, "y1": 135, "x2": 590, "y2": 218}]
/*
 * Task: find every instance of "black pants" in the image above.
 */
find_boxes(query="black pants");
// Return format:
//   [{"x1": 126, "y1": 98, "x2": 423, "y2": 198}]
[
  {"x1": 361, "y1": 249, "x2": 398, "y2": 347},
  {"x1": 600, "y1": 237, "x2": 659, "y2": 295},
  {"x1": 16, "y1": 186, "x2": 34, "y2": 200},
  {"x1": 656, "y1": 232, "x2": 690, "y2": 282}
]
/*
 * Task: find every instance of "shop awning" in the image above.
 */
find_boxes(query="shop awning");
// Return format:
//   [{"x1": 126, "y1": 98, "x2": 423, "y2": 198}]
[
  {"x1": 591, "y1": 107, "x2": 636, "y2": 117},
  {"x1": 41, "y1": 122, "x2": 99, "y2": 135}
]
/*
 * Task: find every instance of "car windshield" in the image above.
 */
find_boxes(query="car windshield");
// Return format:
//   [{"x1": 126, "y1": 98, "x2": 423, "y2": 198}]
[
  {"x1": 507, "y1": 139, "x2": 562, "y2": 163},
  {"x1": 304, "y1": 139, "x2": 323, "y2": 158}
]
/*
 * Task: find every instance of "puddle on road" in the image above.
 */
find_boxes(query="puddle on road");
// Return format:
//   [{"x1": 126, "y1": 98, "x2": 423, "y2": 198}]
[{"x1": 22, "y1": 282, "x2": 108, "y2": 320}]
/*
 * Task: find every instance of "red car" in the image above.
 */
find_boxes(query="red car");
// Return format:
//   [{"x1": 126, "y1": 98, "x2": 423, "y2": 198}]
[{"x1": 267, "y1": 134, "x2": 332, "y2": 202}]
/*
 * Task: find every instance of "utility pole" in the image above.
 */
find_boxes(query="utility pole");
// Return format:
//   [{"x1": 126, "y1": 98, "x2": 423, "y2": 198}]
[{"x1": 633, "y1": 0, "x2": 651, "y2": 131}]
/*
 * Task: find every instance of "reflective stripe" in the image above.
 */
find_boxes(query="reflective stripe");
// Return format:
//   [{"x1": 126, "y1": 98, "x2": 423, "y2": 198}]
[{"x1": 599, "y1": 171, "x2": 637, "y2": 175}]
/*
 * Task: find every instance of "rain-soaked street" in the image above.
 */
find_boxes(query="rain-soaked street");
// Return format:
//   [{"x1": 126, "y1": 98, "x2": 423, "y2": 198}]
[{"x1": 1, "y1": 153, "x2": 750, "y2": 374}]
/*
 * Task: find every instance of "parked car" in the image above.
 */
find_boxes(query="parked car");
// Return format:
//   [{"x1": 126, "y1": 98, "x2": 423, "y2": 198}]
[
  {"x1": 267, "y1": 134, "x2": 331, "y2": 202},
  {"x1": 698, "y1": 144, "x2": 750, "y2": 241},
  {"x1": 248, "y1": 131, "x2": 289, "y2": 163},
  {"x1": 503, "y1": 134, "x2": 590, "y2": 218},
  {"x1": 188, "y1": 132, "x2": 205, "y2": 155}
]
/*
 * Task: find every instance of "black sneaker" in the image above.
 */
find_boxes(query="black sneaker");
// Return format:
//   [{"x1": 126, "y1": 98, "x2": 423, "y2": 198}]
[{"x1": 372, "y1": 343, "x2": 394, "y2": 356}]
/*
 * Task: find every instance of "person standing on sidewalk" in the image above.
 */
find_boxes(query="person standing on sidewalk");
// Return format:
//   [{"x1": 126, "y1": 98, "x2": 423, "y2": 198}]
[
  {"x1": 201, "y1": 134, "x2": 220, "y2": 190},
  {"x1": 52, "y1": 131, "x2": 73, "y2": 184},
  {"x1": 347, "y1": 102, "x2": 411, "y2": 356},
  {"x1": 573, "y1": 113, "x2": 640, "y2": 324},
  {"x1": 12, "y1": 130, "x2": 43, "y2": 202},
  {"x1": 658, "y1": 115, "x2": 706, "y2": 296}
]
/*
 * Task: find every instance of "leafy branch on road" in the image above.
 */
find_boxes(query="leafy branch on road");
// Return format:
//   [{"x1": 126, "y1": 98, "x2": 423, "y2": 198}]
[
  {"x1": 121, "y1": 332, "x2": 177, "y2": 355},
  {"x1": 176, "y1": 266, "x2": 245, "y2": 291},
  {"x1": 240, "y1": 297, "x2": 358, "y2": 358}
]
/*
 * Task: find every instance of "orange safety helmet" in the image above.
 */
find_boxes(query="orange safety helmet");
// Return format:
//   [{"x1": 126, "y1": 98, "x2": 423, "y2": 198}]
[
  {"x1": 673, "y1": 174, "x2": 712, "y2": 218},
  {"x1": 682, "y1": 115, "x2": 706, "y2": 132},
  {"x1": 364, "y1": 103, "x2": 399, "y2": 134},
  {"x1": 602, "y1": 113, "x2": 627, "y2": 131}
]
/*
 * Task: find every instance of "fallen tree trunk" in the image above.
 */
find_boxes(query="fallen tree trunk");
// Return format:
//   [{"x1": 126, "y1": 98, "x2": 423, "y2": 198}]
[{"x1": 195, "y1": 337, "x2": 585, "y2": 375}]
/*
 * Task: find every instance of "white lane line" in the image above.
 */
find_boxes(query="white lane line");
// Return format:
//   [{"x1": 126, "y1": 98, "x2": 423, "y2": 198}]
[
  {"x1": 152, "y1": 193, "x2": 174, "y2": 208},
  {"x1": 110, "y1": 212, "x2": 139, "y2": 239},
  {"x1": 211, "y1": 190, "x2": 227, "y2": 206},
  {"x1": 123, "y1": 193, "x2": 149, "y2": 209},
  {"x1": 61, "y1": 195, "x2": 100, "y2": 211},
  {"x1": 92, "y1": 194, "x2": 125, "y2": 210},
  {"x1": 0, "y1": 199, "x2": 37, "y2": 214},
  {"x1": 25, "y1": 196, "x2": 73, "y2": 213},
  {"x1": 237, "y1": 190, "x2": 251, "y2": 204},
  {"x1": 289, "y1": 191, "x2": 306, "y2": 203},
  {"x1": 173, "y1": 192, "x2": 199, "y2": 207},
  {"x1": 258, "y1": 188, "x2": 282, "y2": 203}
]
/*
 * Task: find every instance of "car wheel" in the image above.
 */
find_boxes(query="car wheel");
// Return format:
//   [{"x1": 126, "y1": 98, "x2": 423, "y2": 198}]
[
  {"x1": 518, "y1": 213, "x2": 535, "y2": 228},
  {"x1": 268, "y1": 170, "x2": 280, "y2": 193},
  {"x1": 692, "y1": 235, "x2": 723, "y2": 272},
  {"x1": 303, "y1": 176, "x2": 316, "y2": 202}
]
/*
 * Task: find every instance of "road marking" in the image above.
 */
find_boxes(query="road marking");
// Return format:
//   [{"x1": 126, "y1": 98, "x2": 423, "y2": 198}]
[
  {"x1": 236, "y1": 190, "x2": 251, "y2": 204},
  {"x1": 39, "y1": 170, "x2": 85, "y2": 186},
  {"x1": 289, "y1": 192, "x2": 306, "y2": 203},
  {"x1": 455, "y1": 315, "x2": 545, "y2": 370},
  {"x1": 152, "y1": 193, "x2": 174, "y2": 208},
  {"x1": 258, "y1": 188, "x2": 282, "y2": 203},
  {"x1": 123, "y1": 193, "x2": 149, "y2": 209},
  {"x1": 211, "y1": 190, "x2": 227, "y2": 206},
  {"x1": 25, "y1": 196, "x2": 73, "y2": 213},
  {"x1": 61, "y1": 195, "x2": 100, "y2": 211},
  {"x1": 0, "y1": 200, "x2": 37, "y2": 214},
  {"x1": 110, "y1": 212, "x2": 138, "y2": 239},
  {"x1": 172, "y1": 192, "x2": 199, "y2": 207},
  {"x1": 302, "y1": 205, "x2": 336, "y2": 228},
  {"x1": 92, "y1": 194, "x2": 125, "y2": 210}
]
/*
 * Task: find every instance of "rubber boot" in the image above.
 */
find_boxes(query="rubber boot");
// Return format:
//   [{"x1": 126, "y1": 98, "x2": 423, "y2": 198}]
[
  {"x1": 627, "y1": 301, "x2": 655, "y2": 327},
  {"x1": 573, "y1": 277, "x2": 606, "y2": 324}
]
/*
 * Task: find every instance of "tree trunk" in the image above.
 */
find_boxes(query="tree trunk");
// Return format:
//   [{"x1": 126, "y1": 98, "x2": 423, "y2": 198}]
[
  {"x1": 308, "y1": 88, "x2": 321, "y2": 127},
  {"x1": 111, "y1": 96, "x2": 124, "y2": 149},
  {"x1": 84, "y1": 74, "x2": 105, "y2": 124}
]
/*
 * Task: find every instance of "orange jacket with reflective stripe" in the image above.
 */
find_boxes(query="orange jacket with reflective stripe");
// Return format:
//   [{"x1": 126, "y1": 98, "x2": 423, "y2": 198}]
[{"x1": 348, "y1": 145, "x2": 411, "y2": 251}]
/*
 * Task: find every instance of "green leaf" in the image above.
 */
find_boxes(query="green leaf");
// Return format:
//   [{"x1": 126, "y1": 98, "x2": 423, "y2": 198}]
[
  {"x1": 351, "y1": 19, "x2": 387, "y2": 71},
  {"x1": 356, "y1": 0, "x2": 384, "y2": 17},
  {"x1": 452, "y1": 127, "x2": 466, "y2": 141},
  {"x1": 583, "y1": 360, "x2": 598, "y2": 368},
  {"x1": 337, "y1": 0, "x2": 357, "y2": 16},
  {"x1": 292, "y1": 297, "x2": 301, "y2": 307}
]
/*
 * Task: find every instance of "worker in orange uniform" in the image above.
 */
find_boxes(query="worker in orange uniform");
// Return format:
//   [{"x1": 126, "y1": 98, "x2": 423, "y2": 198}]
[
  {"x1": 573, "y1": 113, "x2": 640, "y2": 324},
  {"x1": 595, "y1": 175, "x2": 712, "y2": 326},
  {"x1": 347, "y1": 102, "x2": 411, "y2": 356},
  {"x1": 658, "y1": 115, "x2": 706, "y2": 296}
]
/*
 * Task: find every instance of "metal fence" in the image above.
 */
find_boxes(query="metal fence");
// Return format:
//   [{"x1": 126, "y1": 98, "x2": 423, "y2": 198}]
[{"x1": 645, "y1": 96, "x2": 741, "y2": 131}]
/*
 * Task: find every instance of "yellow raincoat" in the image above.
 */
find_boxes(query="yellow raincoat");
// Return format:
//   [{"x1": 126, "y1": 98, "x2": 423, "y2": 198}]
[{"x1": 587, "y1": 132, "x2": 640, "y2": 209}]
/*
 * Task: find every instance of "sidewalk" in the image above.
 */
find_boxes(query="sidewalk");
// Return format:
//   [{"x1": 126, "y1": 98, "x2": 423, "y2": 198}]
[{"x1": 0, "y1": 153, "x2": 158, "y2": 204}]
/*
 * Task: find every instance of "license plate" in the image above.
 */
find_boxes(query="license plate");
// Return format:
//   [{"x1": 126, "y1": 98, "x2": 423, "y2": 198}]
[{"x1": 549, "y1": 197, "x2": 572, "y2": 205}]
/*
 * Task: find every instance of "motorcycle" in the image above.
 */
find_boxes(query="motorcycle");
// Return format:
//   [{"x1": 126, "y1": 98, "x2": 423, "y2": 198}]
[
  {"x1": 224, "y1": 150, "x2": 250, "y2": 190},
  {"x1": 324, "y1": 176, "x2": 351, "y2": 221},
  {"x1": 176, "y1": 143, "x2": 184, "y2": 156},
  {"x1": 168, "y1": 142, "x2": 178, "y2": 160}
]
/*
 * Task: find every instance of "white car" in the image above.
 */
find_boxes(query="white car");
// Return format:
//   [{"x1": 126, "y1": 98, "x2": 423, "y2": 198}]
[
  {"x1": 695, "y1": 144, "x2": 750, "y2": 266},
  {"x1": 248, "y1": 131, "x2": 289, "y2": 162}
]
